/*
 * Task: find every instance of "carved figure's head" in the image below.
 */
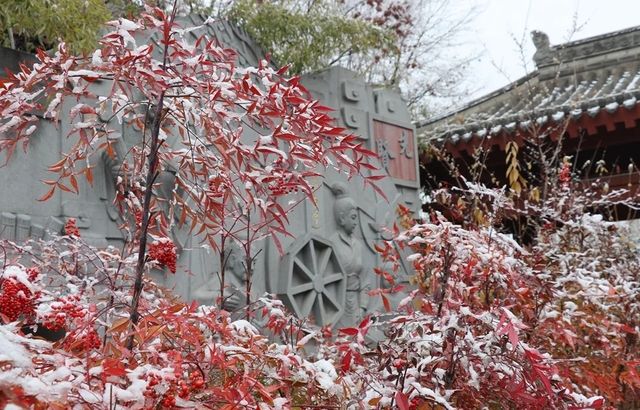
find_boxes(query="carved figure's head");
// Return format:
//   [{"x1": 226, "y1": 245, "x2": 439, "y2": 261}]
[
  {"x1": 331, "y1": 182, "x2": 358, "y2": 236},
  {"x1": 531, "y1": 30, "x2": 550, "y2": 50}
]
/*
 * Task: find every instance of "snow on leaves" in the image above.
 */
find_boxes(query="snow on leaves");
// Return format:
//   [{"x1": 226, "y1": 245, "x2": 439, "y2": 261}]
[
  {"x1": 0, "y1": 5, "x2": 377, "y2": 254},
  {"x1": 0, "y1": 4, "x2": 637, "y2": 410}
]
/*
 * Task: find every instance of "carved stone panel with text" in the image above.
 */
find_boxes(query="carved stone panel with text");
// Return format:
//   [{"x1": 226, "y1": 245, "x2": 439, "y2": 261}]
[{"x1": 373, "y1": 121, "x2": 417, "y2": 184}]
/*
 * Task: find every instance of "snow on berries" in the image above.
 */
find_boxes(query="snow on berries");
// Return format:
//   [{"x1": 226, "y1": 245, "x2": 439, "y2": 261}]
[
  {"x1": 0, "y1": 266, "x2": 41, "y2": 323},
  {"x1": 63, "y1": 326, "x2": 101, "y2": 352},
  {"x1": 41, "y1": 294, "x2": 87, "y2": 331},
  {"x1": 148, "y1": 238, "x2": 177, "y2": 273}
]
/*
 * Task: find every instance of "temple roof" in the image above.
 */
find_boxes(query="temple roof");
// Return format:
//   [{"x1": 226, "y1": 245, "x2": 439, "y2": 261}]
[{"x1": 418, "y1": 25, "x2": 640, "y2": 146}]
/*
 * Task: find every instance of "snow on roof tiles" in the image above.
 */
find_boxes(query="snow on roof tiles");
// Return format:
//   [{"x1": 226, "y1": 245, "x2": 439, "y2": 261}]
[{"x1": 419, "y1": 26, "x2": 640, "y2": 145}]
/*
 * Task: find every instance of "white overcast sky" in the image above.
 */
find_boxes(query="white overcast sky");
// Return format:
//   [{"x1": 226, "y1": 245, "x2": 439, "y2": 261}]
[{"x1": 456, "y1": 0, "x2": 640, "y2": 104}]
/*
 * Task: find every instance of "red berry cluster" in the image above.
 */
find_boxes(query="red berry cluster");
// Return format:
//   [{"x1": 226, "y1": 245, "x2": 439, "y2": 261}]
[
  {"x1": 143, "y1": 374, "x2": 162, "y2": 400},
  {"x1": 161, "y1": 393, "x2": 176, "y2": 408},
  {"x1": 64, "y1": 218, "x2": 81, "y2": 237},
  {"x1": 144, "y1": 371, "x2": 205, "y2": 408},
  {"x1": 559, "y1": 162, "x2": 571, "y2": 184},
  {"x1": 43, "y1": 294, "x2": 86, "y2": 331},
  {"x1": 148, "y1": 239, "x2": 177, "y2": 273},
  {"x1": 63, "y1": 327, "x2": 101, "y2": 351},
  {"x1": 177, "y1": 371, "x2": 205, "y2": 399},
  {"x1": 26, "y1": 267, "x2": 40, "y2": 280},
  {"x1": 0, "y1": 269, "x2": 40, "y2": 322}
]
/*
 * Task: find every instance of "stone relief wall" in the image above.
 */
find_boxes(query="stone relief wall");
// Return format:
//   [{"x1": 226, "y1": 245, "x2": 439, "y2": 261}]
[{"x1": 0, "y1": 17, "x2": 420, "y2": 328}]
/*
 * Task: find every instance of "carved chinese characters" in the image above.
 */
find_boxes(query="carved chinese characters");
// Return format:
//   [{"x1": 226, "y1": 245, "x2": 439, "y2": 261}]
[{"x1": 373, "y1": 121, "x2": 417, "y2": 183}]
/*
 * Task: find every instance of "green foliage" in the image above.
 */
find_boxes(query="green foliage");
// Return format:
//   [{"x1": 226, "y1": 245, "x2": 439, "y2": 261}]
[
  {"x1": 227, "y1": 0, "x2": 395, "y2": 74},
  {"x1": 0, "y1": 0, "x2": 472, "y2": 119},
  {"x1": 0, "y1": 0, "x2": 111, "y2": 53}
]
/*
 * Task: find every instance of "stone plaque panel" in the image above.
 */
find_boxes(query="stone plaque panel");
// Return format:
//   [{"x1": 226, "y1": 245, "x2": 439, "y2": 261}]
[{"x1": 373, "y1": 121, "x2": 417, "y2": 183}]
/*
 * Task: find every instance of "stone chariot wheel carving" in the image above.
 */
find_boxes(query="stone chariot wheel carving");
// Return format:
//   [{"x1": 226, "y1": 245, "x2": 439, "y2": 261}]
[{"x1": 279, "y1": 235, "x2": 346, "y2": 326}]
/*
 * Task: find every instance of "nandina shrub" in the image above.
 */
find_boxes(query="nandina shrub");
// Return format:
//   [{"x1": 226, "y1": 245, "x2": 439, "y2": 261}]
[
  {"x1": 0, "y1": 211, "x2": 618, "y2": 409},
  {"x1": 0, "y1": 3, "x2": 380, "y2": 408},
  {"x1": 420, "y1": 165, "x2": 640, "y2": 408},
  {"x1": 0, "y1": 220, "x2": 614, "y2": 410},
  {"x1": 338, "y1": 214, "x2": 603, "y2": 409},
  {"x1": 505, "y1": 165, "x2": 639, "y2": 408},
  {"x1": 0, "y1": 3, "x2": 380, "y2": 330},
  {"x1": 0, "y1": 236, "x2": 353, "y2": 409},
  {"x1": 0, "y1": 3, "x2": 634, "y2": 410},
  {"x1": 527, "y1": 214, "x2": 640, "y2": 407}
]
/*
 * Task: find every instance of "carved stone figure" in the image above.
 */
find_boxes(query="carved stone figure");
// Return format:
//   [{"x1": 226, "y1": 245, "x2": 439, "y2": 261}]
[
  {"x1": 329, "y1": 182, "x2": 368, "y2": 327},
  {"x1": 191, "y1": 242, "x2": 245, "y2": 311},
  {"x1": 531, "y1": 30, "x2": 550, "y2": 49},
  {"x1": 532, "y1": 30, "x2": 556, "y2": 67}
]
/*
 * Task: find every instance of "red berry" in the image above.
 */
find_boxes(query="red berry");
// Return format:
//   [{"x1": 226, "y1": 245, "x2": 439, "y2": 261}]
[
  {"x1": 161, "y1": 394, "x2": 176, "y2": 407},
  {"x1": 148, "y1": 238, "x2": 177, "y2": 273}
]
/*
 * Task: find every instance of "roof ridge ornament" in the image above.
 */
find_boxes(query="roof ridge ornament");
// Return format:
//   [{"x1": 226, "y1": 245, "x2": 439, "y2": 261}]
[{"x1": 531, "y1": 30, "x2": 557, "y2": 68}]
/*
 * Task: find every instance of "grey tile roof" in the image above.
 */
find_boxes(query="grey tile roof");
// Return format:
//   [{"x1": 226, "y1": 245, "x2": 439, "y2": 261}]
[{"x1": 419, "y1": 26, "x2": 640, "y2": 145}]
